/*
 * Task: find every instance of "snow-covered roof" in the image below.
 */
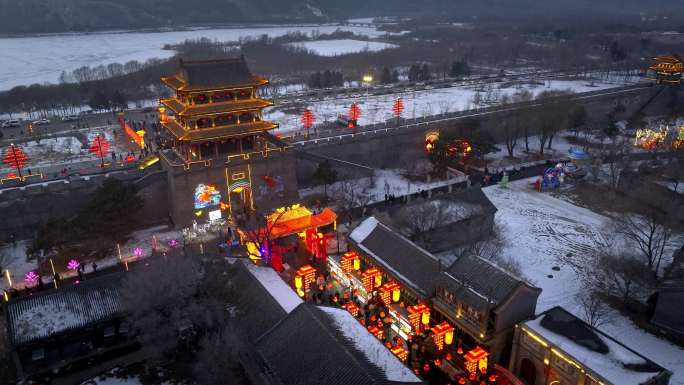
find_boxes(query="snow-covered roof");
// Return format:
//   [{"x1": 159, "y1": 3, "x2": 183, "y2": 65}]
[
  {"x1": 524, "y1": 307, "x2": 668, "y2": 385},
  {"x1": 349, "y1": 216, "x2": 379, "y2": 243},
  {"x1": 7, "y1": 273, "x2": 124, "y2": 346},
  {"x1": 243, "y1": 260, "x2": 302, "y2": 314},
  {"x1": 320, "y1": 306, "x2": 422, "y2": 383},
  {"x1": 255, "y1": 303, "x2": 422, "y2": 385}
]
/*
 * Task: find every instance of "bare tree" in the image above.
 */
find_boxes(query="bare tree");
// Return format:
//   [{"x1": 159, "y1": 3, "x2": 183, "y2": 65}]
[
  {"x1": 614, "y1": 212, "x2": 673, "y2": 277},
  {"x1": 193, "y1": 322, "x2": 247, "y2": 385},
  {"x1": 601, "y1": 137, "x2": 633, "y2": 190},
  {"x1": 576, "y1": 289, "x2": 615, "y2": 328},
  {"x1": 393, "y1": 199, "x2": 458, "y2": 242},
  {"x1": 583, "y1": 249, "x2": 654, "y2": 306},
  {"x1": 120, "y1": 255, "x2": 233, "y2": 357}
]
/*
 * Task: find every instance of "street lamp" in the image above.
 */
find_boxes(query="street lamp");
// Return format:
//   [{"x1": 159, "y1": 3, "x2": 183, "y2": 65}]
[{"x1": 362, "y1": 75, "x2": 373, "y2": 95}]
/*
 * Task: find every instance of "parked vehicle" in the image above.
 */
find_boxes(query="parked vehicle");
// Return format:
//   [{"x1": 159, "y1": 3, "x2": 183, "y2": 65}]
[
  {"x1": 32, "y1": 118, "x2": 50, "y2": 125},
  {"x1": 61, "y1": 115, "x2": 79, "y2": 121},
  {"x1": 1, "y1": 119, "x2": 20, "y2": 128}
]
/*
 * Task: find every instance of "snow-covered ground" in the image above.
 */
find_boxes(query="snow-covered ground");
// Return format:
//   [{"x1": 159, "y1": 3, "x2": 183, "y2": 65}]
[
  {"x1": 299, "y1": 168, "x2": 467, "y2": 204},
  {"x1": 481, "y1": 178, "x2": 684, "y2": 384},
  {"x1": 0, "y1": 125, "x2": 131, "y2": 174},
  {"x1": 265, "y1": 79, "x2": 624, "y2": 135},
  {"x1": 287, "y1": 39, "x2": 397, "y2": 56},
  {"x1": 0, "y1": 24, "x2": 392, "y2": 90}
]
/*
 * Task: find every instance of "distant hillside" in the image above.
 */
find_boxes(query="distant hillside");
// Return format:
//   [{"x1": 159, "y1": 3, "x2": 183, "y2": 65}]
[{"x1": 0, "y1": 0, "x2": 682, "y2": 35}]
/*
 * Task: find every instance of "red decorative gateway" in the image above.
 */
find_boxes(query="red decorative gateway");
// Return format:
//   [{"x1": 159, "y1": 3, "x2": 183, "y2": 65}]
[
  {"x1": 89, "y1": 134, "x2": 111, "y2": 167},
  {"x1": 3, "y1": 144, "x2": 29, "y2": 178}
]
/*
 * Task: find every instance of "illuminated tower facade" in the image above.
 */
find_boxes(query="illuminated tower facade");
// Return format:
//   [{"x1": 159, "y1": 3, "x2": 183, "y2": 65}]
[{"x1": 159, "y1": 57, "x2": 297, "y2": 226}]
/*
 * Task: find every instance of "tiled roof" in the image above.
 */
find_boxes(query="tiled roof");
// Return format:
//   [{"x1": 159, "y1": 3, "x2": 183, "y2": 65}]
[
  {"x1": 349, "y1": 217, "x2": 442, "y2": 298},
  {"x1": 255, "y1": 304, "x2": 422, "y2": 385},
  {"x1": 174, "y1": 57, "x2": 268, "y2": 91},
  {"x1": 161, "y1": 98, "x2": 273, "y2": 117},
  {"x1": 231, "y1": 261, "x2": 289, "y2": 342},
  {"x1": 161, "y1": 119, "x2": 278, "y2": 142},
  {"x1": 441, "y1": 254, "x2": 535, "y2": 308},
  {"x1": 6, "y1": 273, "x2": 125, "y2": 346},
  {"x1": 651, "y1": 279, "x2": 684, "y2": 335}
]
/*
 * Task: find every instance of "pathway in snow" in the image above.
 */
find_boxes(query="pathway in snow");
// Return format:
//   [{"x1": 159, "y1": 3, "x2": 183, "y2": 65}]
[{"x1": 483, "y1": 178, "x2": 684, "y2": 384}]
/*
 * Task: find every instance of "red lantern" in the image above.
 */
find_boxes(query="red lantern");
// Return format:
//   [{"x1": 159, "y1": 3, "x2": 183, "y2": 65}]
[
  {"x1": 3, "y1": 144, "x2": 29, "y2": 178},
  {"x1": 89, "y1": 134, "x2": 111, "y2": 167}
]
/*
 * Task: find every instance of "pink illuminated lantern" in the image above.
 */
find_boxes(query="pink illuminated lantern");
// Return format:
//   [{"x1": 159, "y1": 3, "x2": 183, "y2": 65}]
[
  {"x1": 67, "y1": 259, "x2": 80, "y2": 271},
  {"x1": 133, "y1": 247, "x2": 144, "y2": 258},
  {"x1": 24, "y1": 271, "x2": 39, "y2": 287},
  {"x1": 168, "y1": 239, "x2": 179, "y2": 248}
]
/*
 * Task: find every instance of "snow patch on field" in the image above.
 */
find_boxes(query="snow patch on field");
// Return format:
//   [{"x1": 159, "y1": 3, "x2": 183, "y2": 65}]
[{"x1": 287, "y1": 39, "x2": 398, "y2": 56}]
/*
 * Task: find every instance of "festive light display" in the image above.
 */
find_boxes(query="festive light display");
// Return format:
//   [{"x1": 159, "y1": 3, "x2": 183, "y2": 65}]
[
  {"x1": 464, "y1": 346, "x2": 489, "y2": 377},
  {"x1": 393, "y1": 98, "x2": 404, "y2": 119},
  {"x1": 67, "y1": 259, "x2": 80, "y2": 271},
  {"x1": 361, "y1": 267, "x2": 382, "y2": 293},
  {"x1": 343, "y1": 301, "x2": 359, "y2": 317},
  {"x1": 295, "y1": 265, "x2": 317, "y2": 292},
  {"x1": 425, "y1": 131, "x2": 440, "y2": 153},
  {"x1": 340, "y1": 251, "x2": 359, "y2": 273},
  {"x1": 168, "y1": 239, "x2": 179, "y2": 248},
  {"x1": 301, "y1": 108, "x2": 315, "y2": 136},
  {"x1": 194, "y1": 184, "x2": 221, "y2": 209},
  {"x1": 24, "y1": 271, "x2": 39, "y2": 287},
  {"x1": 391, "y1": 346, "x2": 409, "y2": 362},
  {"x1": 133, "y1": 247, "x2": 143, "y2": 258},
  {"x1": 348, "y1": 102, "x2": 361, "y2": 128},
  {"x1": 89, "y1": 134, "x2": 111, "y2": 167},
  {"x1": 407, "y1": 303, "x2": 431, "y2": 330},
  {"x1": 431, "y1": 321, "x2": 455, "y2": 350},
  {"x1": 378, "y1": 281, "x2": 401, "y2": 306},
  {"x1": 3, "y1": 144, "x2": 29, "y2": 178}
]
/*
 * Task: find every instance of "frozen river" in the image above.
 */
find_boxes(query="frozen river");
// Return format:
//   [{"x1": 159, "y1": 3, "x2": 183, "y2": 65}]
[{"x1": 0, "y1": 24, "x2": 388, "y2": 91}]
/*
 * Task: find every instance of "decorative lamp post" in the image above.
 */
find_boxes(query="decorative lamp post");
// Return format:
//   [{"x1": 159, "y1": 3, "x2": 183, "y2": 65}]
[
  {"x1": 3, "y1": 143, "x2": 29, "y2": 178},
  {"x1": 362, "y1": 75, "x2": 373, "y2": 95}
]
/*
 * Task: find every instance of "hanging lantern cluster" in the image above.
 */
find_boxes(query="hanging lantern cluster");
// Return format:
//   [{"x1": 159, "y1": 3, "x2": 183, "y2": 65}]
[
  {"x1": 431, "y1": 321, "x2": 455, "y2": 350},
  {"x1": 378, "y1": 281, "x2": 401, "y2": 306},
  {"x1": 341, "y1": 251, "x2": 360, "y2": 273},
  {"x1": 294, "y1": 264, "x2": 317, "y2": 295},
  {"x1": 407, "y1": 303, "x2": 431, "y2": 330},
  {"x1": 361, "y1": 267, "x2": 381, "y2": 293}
]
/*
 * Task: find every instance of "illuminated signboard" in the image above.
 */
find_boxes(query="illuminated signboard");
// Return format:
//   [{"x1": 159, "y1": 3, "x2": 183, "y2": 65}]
[
  {"x1": 194, "y1": 184, "x2": 221, "y2": 209},
  {"x1": 208, "y1": 209, "x2": 222, "y2": 221}
]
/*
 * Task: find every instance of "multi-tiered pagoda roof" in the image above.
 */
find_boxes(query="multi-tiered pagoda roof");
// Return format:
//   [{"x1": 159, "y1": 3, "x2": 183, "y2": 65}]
[{"x1": 160, "y1": 57, "x2": 277, "y2": 144}]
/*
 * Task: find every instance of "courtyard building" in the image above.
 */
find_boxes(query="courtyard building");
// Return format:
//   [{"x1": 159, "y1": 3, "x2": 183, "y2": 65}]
[{"x1": 510, "y1": 306, "x2": 671, "y2": 385}]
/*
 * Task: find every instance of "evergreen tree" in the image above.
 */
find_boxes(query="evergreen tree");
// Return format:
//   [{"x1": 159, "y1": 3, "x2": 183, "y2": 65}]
[
  {"x1": 420, "y1": 64, "x2": 431, "y2": 81},
  {"x1": 408, "y1": 65, "x2": 420, "y2": 82},
  {"x1": 323, "y1": 70, "x2": 333, "y2": 88},
  {"x1": 111, "y1": 90, "x2": 127, "y2": 111},
  {"x1": 392, "y1": 69, "x2": 400, "y2": 83},
  {"x1": 88, "y1": 90, "x2": 109, "y2": 111},
  {"x1": 450, "y1": 59, "x2": 471, "y2": 77},
  {"x1": 380, "y1": 67, "x2": 392, "y2": 84},
  {"x1": 312, "y1": 160, "x2": 337, "y2": 196},
  {"x1": 333, "y1": 71, "x2": 344, "y2": 87}
]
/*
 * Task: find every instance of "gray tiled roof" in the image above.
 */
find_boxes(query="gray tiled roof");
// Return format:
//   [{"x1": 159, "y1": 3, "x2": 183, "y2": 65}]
[
  {"x1": 651, "y1": 279, "x2": 684, "y2": 335},
  {"x1": 442, "y1": 254, "x2": 527, "y2": 307},
  {"x1": 255, "y1": 304, "x2": 421, "y2": 385},
  {"x1": 351, "y1": 220, "x2": 442, "y2": 298},
  {"x1": 231, "y1": 261, "x2": 288, "y2": 342},
  {"x1": 6, "y1": 273, "x2": 125, "y2": 346},
  {"x1": 179, "y1": 57, "x2": 260, "y2": 89}
]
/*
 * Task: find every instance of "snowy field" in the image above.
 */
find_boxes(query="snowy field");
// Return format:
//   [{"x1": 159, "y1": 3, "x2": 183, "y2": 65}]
[
  {"x1": 265, "y1": 79, "x2": 623, "y2": 135},
  {"x1": 299, "y1": 168, "x2": 467, "y2": 203},
  {"x1": 0, "y1": 24, "x2": 391, "y2": 90},
  {"x1": 481, "y1": 179, "x2": 684, "y2": 384},
  {"x1": 287, "y1": 39, "x2": 397, "y2": 56}
]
